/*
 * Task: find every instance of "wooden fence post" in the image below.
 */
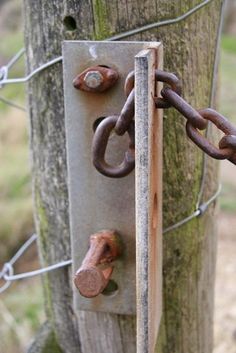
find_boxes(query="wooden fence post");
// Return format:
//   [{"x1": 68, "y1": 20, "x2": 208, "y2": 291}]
[{"x1": 23, "y1": 1, "x2": 224, "y2": 352}]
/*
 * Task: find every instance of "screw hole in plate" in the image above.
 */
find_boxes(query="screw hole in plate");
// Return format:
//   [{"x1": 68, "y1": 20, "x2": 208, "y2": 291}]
[
  {"x1": 93, "y1": 117, "x2": 106, "y2": 132},
  {"x1": 102, "y1": 280, "x2": 119, "y2": 297}
]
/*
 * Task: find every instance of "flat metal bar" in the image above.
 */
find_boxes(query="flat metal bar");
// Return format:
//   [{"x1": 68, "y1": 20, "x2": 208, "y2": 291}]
[{"x1": 135, "y1": 45, "x2": 163, "y2": 352}]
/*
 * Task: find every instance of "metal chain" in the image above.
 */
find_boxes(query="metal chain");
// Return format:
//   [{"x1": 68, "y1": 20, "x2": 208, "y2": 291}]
[
  {"x1": 92, "y1": 69, "x2": 182, "y2": 178},
  {"x1": 161, "y1": 89, "x2": 236, "y2": 163},
  {"x1": 92, "y1": 68, "x2": 236, "y2": 178}
]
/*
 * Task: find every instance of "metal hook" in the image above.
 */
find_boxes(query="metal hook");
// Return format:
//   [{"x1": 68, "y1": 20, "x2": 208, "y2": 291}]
[{"x1": 92, "y1": 115, "x2": 135, "y2": 178}]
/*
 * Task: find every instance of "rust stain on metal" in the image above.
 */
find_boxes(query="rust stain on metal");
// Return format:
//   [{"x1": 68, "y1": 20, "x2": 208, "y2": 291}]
[
  {"x1": 74, "y1": 230, "x2": 122, "y2": 298},
  {"x1": 73, "y1": 65, "x2": 119, "y2": 93}
]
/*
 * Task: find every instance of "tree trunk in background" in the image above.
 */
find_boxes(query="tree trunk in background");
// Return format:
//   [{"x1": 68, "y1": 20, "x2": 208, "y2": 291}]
[{"x1": 23, "y1": 1, "x2": 223, "y2": 352}]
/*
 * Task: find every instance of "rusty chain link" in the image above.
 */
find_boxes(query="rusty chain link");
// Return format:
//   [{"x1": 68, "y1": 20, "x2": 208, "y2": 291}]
[
  {"x1": 92, "y1": 115, "x2": 135, "y2": 178},
  {"x1": 114, "y1": 70, "x2": 182, "y2": 136},
  {"x1": 92, "y1": 69, "x2": 236, "y2": 178},
  {"x1": 160, "y1": 89, "x2": 236, "y2": 164},
  {"x1": 186, "y1": 109, "x2": 236, "y2": 163}
]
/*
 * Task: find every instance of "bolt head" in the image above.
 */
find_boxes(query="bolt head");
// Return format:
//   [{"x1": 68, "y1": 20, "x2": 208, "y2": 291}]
[
  {"x1": 74, "y1": 266, "x2": 107, "y2": 298},
  {"x1": 84, "y1": 71, "x2": 104, "y2": 89},
  {"x1": 73, "y1": 66, "x2": 119, "y2": 93}
]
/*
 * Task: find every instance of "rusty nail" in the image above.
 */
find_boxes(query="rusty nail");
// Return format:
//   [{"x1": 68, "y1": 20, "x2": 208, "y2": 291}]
[
  {"x1": 73, "y1": 65, "x2": 119, "y2": 93},
  {"x1": 74, "y1": 230, "x2": 121, "y2": 298}
]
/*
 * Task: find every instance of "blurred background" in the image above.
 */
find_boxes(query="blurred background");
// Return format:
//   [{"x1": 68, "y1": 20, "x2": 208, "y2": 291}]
[{"x1": 0, "y1": 1, "x2": 235, "y2": 352}]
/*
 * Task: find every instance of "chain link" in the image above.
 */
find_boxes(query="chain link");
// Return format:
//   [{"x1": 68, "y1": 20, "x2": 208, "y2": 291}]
[
  {"x1": 186, "y1": 109, "x2": 236, "y2": 163},
  {"x1": 92, "y1": 69, "x2": 236, "y2": 178},
  {"x1": 161, "y1": 92, "x2": 236, "y2": 164},
  {"x1": 92, "y1": 69, "x2": 182, "y2": 177},
  {"x1": 161, "y1": 87, "x2": 207, "y2": 130},
  {"x1": 92, "y1": 115, "x2": 135, "y2": 178}
]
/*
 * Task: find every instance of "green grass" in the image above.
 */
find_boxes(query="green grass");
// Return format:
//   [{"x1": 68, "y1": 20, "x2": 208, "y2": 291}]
[
  {"x1": 218, "y1": 35, "x2": 236, "y2": 213},
  {"x1": 0, "y1": 147, "x2": 30, "y2": 198},
  {"x1": 0, "y1": 280, "x2": 45, "y2": 352},
  {"x1": 220, "y1": 197, "x2": 236, "y2": 213},
  {"x1": 219, "y1": 36, "x2": 236, "y2": 121},
  {"x1": 219, "y1": 183, "x2": 236, "y2": 213},
  {"x1": 0, "y1": 31, "x2": 24, "y2": 59},
  {"x1": 0, "y1": 108, "x2": 33, "y2": 261},
  {"x1": 5, "y1": 281, "x2": 44, "y2": 329},
  {"x1": 221, "y1": 34, "x2": 236, "y2": 54},
  {"x1": 0, "y1": 21, "x2": 32, "y2": 259}
]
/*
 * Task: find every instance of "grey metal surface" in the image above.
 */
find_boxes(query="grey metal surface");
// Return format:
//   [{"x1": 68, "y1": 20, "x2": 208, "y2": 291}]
[
  {"x1": 135, "y1": 46, "x2": 163, "y2": 353},
  {"x1": 63, "y1": 41, "x2": 156, "y2": 315}
]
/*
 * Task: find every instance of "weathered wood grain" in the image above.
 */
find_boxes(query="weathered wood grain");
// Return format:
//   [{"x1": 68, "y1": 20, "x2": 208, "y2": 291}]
[{"x1": 23, "y1": 1, "x2": 223, "y2": 352}]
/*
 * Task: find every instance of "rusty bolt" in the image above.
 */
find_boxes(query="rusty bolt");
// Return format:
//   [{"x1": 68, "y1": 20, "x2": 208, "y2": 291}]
[
  {"x1": 73, "y1": 65, "x2": 119, "y2": 93},
  {"x1": 74, "y1": 230, "x2": 122, "y2": 298},
  {"x1": 84, "y1": 71, "x2": 104, "y2": 89}
]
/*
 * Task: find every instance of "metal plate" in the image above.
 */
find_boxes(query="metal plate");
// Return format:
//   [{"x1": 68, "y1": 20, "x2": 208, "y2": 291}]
[
  {"x1": 63, "y1": 41, "x2": 160, "y2": 315},
  {"x1": 135, "y1": 46, "x2": 163, "y2": 353}
]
